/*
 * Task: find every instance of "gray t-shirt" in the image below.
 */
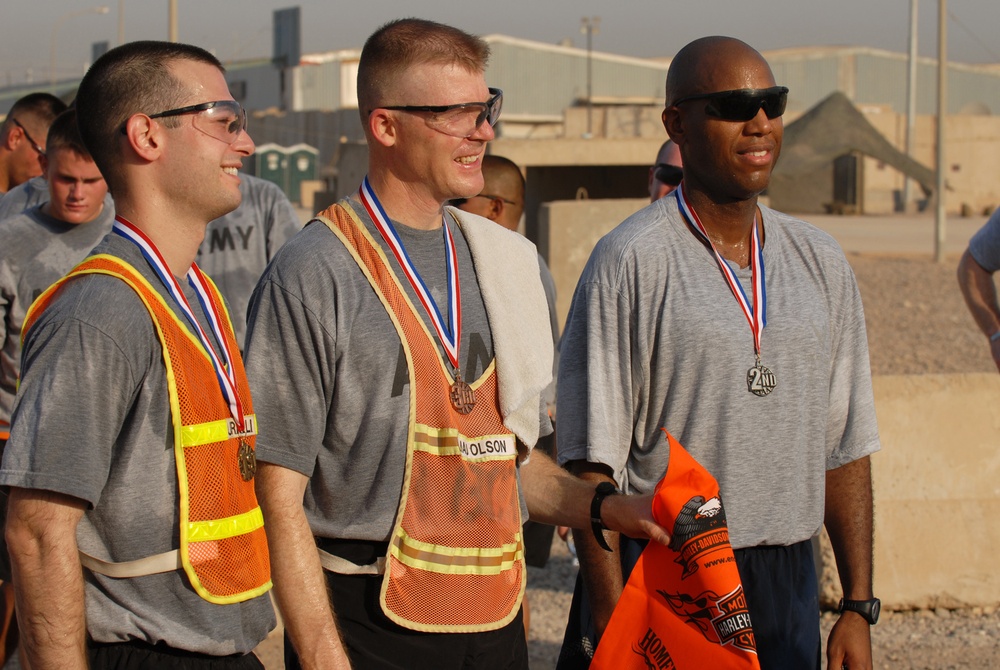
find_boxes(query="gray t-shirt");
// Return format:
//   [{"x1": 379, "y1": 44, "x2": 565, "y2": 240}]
[
  {"x1": 557, "y1": 194, "x2": 881, "y2": 549},
  {"x1": 0, "y1": 205, "x2": 115, "y2": 424},
  {"x1": 196, "y1": 174, "x2": 301, "y2": 349},
  {"x1": 245, "y1": 200, "x2": 545, "y2": 542},
  {"x1": 0, "y1": 176, "x2": 51, "y2": 221},
  {"x1": 968, "y1": 207, "x2": 1000, "y2": 272},
  {"x1": 0, "y1": 233, "x2": 275, "y2": 654}
]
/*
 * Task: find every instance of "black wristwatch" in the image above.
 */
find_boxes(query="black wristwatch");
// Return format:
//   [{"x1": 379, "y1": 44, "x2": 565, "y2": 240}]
[
  {"x1": 838, "y1": 597, "x2": 881, "y2": 625},
  {"x1": 590, "y1": 482, "x2": 618, "y2": 552}
]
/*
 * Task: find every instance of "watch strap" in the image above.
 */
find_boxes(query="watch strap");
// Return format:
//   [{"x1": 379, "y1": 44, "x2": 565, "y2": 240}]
[
  {"x1": 838, "y1": 597, "x2": 880, "y2": 625},
  {"x1": 590, "y1": 482, "x2": 617, "y2": 552}
]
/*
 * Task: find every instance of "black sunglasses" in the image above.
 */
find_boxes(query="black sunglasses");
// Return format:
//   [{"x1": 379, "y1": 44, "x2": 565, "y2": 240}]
[
  {"x1": 673, "y1": 86, "x2": 789, "y2": 122},
  {"x1": 653, "y1": 163, "x2": 683, "y2": 187}
]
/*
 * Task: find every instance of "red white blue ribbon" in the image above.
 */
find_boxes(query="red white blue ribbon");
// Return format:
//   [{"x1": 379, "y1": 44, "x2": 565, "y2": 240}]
[
  {"x1": 675, "y1": 186, "x2": 767, "y2": 357},
  {"x1": 358, "y1": 177, "x2": 462, "y2": 371},
  {"x1": 112, "y1": 216, "x2": 246, "y2": 432}
]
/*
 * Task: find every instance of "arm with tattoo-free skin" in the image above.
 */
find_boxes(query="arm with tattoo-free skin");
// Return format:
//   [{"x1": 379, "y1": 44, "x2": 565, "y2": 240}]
[
  {"x1": 824, "y1": 456, "x2": 875, "y2": 670},
  {"x1": 6, "y1": 487, "x2": 88, "y2": 668},
  {"x1": 520, "y1": 448, "x2": 669, "y2": 544},
  {"x1": 521, "y1": 452, "x2": 669, "y2": 641},
  {"x1": 567, "y1": 462, "x2": 625, "y2": 641},
  {"x1": 957, "y1": 250, "x2": 1000, "y2": 372},
  {"x1": 255, "y1": 463, "x2": 352, "y2": 669}
]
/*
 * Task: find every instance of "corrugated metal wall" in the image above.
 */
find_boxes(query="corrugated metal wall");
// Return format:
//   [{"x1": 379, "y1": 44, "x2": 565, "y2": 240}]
[
  {"x1": 485, "y1": 41, "x2": 667, "y2": 118},
  {"x1": 277, "y1": 42, "x2": 998, "y2": 122},
  {"x1": 770, "y1": 56, "x2": 845, "y2": 113},
  {"x1": 292, "y1": 61, "x2": 342, "y2": 111}
]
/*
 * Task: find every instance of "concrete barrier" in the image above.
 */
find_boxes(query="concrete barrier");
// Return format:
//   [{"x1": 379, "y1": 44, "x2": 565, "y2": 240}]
[{"x1": 867, "y1": 373, "x2": 1000, "y2": 609}]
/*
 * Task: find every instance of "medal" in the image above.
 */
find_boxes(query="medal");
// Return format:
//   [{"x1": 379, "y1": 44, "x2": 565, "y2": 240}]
[
  {"x1": 237, "y1": 438, "x2": 257, "y2": 481},
  {"x1": 676, "y1": 188, "x2": 775, "y2": 396},
  {"x1": 113, "y1": 218, "x2": 256, "y2": 465},
  {"x1": 746, "y1": 358, "x2": 776, "y2": 397},
  {"x1": 450, "y1": 373, "x2": 476, "y2": 414},
  {"x1": 360, "y1": 178, "x2": 476, "y2": 411}
]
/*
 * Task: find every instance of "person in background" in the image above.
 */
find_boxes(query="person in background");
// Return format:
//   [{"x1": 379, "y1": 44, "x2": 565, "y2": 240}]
[
  {"x1": 196, "y1": 173, "x2": 301, "y2": 348},
  {"x1": 0, "y1": 93, "x2": 67, "y2": 195},
  {"x1": 957, "y1": 207, "x2": 1000, "y2": 372},
  {"x1": 649, "y1": 138, "x2": 683, "y2": 201}
]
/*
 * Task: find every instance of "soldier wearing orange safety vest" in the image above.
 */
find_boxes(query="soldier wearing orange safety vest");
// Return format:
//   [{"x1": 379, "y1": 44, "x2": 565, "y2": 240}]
[
  {"x1": 0, "y1": 41, "x2": 275, "y2": 668},
  {"x1": 246, "y1": 18, "x2": 671, "y2": 670}
]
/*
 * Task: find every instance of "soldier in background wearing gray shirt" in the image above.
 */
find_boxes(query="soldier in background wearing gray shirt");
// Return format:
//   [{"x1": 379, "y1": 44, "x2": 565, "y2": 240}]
[
  {"x1": 196, "y1": 174, "x2": 300, "y2": 348},
  {"x1": 958, "y1": 208, "x2": 1000, "y2": 371},
  {"x1": 0, "y1": 108, "x2": 113, "y2": 448},
  {"x1": 556, "y1": 37, "x2": 880, "y2": 670}
]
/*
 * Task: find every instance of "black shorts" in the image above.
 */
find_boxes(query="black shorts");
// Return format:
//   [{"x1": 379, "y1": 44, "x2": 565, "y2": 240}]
[
  {"x1": 556, "y1": 538, "x2": 821, "y2": 670},
  {"x1": 87, "y1": 640, "x2": 263, "y2": 670},
  {"x1": 289, "y1": 540, "x2": 528, "y2": 670}
]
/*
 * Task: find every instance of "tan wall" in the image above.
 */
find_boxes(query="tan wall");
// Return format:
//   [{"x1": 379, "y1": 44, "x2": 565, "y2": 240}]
[
  {"x1": 858, "y1": 111, "x2": 1000, "y2": 215},
  {"x1": 539, "y1": 198, "x2": 649, "y2": 327},
  {"x1": 866, "y1": 373, "x2": 1000, "y2": 609}
]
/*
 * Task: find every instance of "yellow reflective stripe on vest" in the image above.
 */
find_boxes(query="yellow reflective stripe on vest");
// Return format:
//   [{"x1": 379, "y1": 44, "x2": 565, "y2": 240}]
[
  {"x1": 188, "y1": 506, "x2": 264, "y2": 542},
  {"x1": 390, "y1": 530, "x2": 523, "y2": 576},
  {"x1": 180, "y1": 414, "x2": 258, "y2": 448},
  {"x1": 413, "y1": 424, "x2": 517, "y2": 462}
]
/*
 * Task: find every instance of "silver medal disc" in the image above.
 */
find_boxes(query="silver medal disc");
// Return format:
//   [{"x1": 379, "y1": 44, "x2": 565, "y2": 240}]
[{"x1": 746, "y1": 362, "x2": 776, "y2": 397}]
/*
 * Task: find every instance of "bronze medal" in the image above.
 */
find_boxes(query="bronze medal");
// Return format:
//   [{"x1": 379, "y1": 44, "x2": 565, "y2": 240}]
[
  {"x1": 237, "y1": 438, "x2": 257, "y2": 481},
  {"x1": 746, "y1": 360, "x2": 776, "y2": 397},
  {"x1": 450, "y1": 373, "x2": 476, "y2": 414}
]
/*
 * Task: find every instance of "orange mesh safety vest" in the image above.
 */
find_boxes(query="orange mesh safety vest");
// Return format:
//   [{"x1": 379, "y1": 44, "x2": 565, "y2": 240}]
[
  {"x1": 591, "y1": 429, "x2": 759, "y2": 670},
  {"x1": 318, "y1": 203, "x2": 525, "y2": 633},
  {"x1": 23, "y1": 254, "x2": 272, "y2": 605}
]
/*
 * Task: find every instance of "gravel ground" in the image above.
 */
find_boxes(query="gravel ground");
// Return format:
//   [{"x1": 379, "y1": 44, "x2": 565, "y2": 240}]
[{"x1": 256, "y1": 251, "x2": 1000, "y2": 668}]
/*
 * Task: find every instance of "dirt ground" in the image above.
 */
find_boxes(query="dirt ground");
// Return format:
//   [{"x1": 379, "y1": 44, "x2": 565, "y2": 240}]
[{"x1": 255, "y1": 251, "x2": 1000, "y2": 668}]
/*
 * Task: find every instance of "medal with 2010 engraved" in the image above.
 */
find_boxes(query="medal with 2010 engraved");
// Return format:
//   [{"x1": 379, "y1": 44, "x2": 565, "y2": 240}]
[
  {"x1": 237, "y1": 438, "x2": 257, "y2": 481},
  {"x1": 747, "y1": 358, "x2": 776, "y2": 397},
  {"x1": 360, "y1": 178, "x2": 477, "y2": 414},
  {"x1": 450, "y1": 373, "x2": 476, "y2": 414}
]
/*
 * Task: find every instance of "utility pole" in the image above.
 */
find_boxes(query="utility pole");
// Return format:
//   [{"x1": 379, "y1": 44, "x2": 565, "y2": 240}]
[
  {"x1": 169, "y1": 0, "x2": 178, "y2": 42},
  {"x1": 903, "y1": 0, "x2": 917, "y2": 211},
  {"x1": 935, "y1": 0, "x2": 947, "y2": 262},
  {"x1": 580, "y1": 17, "x2": 600, "y2": 138}
]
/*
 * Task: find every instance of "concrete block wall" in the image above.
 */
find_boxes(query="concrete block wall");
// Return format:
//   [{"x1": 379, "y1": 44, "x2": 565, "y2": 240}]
[{"x1": 867, "y1": 373, "x2": 1000, "y2": 609}]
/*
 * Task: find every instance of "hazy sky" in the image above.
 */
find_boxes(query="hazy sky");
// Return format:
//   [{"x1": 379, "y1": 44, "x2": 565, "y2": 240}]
[{"x1": 4, "y1": 0, "x2": 998, "y2": 87}]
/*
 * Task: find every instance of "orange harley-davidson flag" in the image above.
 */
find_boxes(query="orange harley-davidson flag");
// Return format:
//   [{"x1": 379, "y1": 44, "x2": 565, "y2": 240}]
[{"x1": 591, "y1": 429, "x2": 760, "y2": 670}]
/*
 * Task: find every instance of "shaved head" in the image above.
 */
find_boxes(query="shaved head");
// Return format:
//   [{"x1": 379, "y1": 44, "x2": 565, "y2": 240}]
[
  {"x1": 662, "y1": 36, "x2": 782, "y2": 205},
  {"x1": 666, "y1": 36, "x2": 771, "y2": 106}
]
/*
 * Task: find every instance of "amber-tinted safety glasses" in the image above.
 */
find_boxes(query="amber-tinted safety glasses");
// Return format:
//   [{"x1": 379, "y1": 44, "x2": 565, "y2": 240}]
[{"x1": 378, "y1": 88, "x2": 503, "y2": 138}]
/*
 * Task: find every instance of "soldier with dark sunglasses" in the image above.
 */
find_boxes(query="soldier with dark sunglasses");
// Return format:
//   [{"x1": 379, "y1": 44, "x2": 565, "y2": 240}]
[{"x1": 557, "y1": 36, "x2": 881, "y2": 670}]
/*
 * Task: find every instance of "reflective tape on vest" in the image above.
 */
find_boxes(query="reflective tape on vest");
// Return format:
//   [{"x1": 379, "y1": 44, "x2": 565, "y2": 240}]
[
  {"x1": 413, "y1": 424, "x2": 517, "y2": 461},
  {"x1": 181, "y1": 414, "x2": 257, "y2": 448},
  {"x1": 188, "y1": 507, "x2": 265, "y2": 542},
  {"x1": 390, "y1": 530, "x2": 523, "y2": 575}
]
